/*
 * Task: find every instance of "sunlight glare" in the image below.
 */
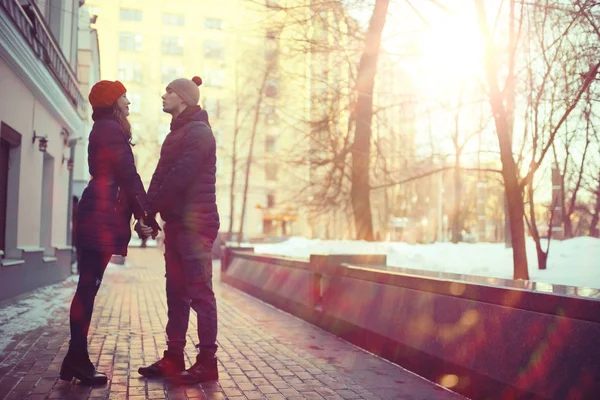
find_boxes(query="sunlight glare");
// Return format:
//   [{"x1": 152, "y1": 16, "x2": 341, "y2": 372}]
[{"x1": 417, "y1": 9, "x2": 484, "y2": 91}]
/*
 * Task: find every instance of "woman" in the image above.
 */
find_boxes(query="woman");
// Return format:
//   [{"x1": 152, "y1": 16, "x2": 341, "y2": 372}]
[{"x1": 60, "y1": 80, "x2": 157, "y2": 385}]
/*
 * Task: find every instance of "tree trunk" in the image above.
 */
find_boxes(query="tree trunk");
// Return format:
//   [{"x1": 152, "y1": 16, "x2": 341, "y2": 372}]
[
  {"x1": 228, "y1": 164, "x2": 237, "y2": 238},
  {"x1": 238, "y1": 73, "x2": 269, "y2": 242},
  {"x1": 564, "y1": 216, "x2": 573, "y2": 239},
  {"x1": 451, "y1": 154, "x2": 461, "y2": 243},
  {"x1": 228, "y1": 99, "x2": 241, "y2": 239},
  {"x1": 475, "y1": 0, "x2": 529, "y2": 279},
  {"x1": 350, "y1": 0, "x2": 389, "y2": 241},
  {"x1": 535, "y1": 242, "x2": 547, "y2": 271},
  {"x1": 527, "y1": 178, "x2": 547, "y2": 270},
  {"x1": 564, "y1": 107, "x2": 592, "y2": 239},
  {"x1": 590, "y1": 174, "x2": 600, "y2": 238}
]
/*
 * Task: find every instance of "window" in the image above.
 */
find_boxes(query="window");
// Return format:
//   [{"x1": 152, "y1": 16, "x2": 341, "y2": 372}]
[
  {"x1": 161, "y1": 65, "x2": 185, "y2": 84},
  {"x1": 120, "y1": 9, "x2": 142, "y2": 21},
  {"x1": 203, "y1": 98, "x2": 220, "y2": 119},
  {"x1": 265, "y1": 135, "x2": 276, "y2": 153},
  {"x1": 203, "y1": 70, "x2": 226, "y2": 88},
  {"x1": 158, "y1": 124, "x2": 170, "y2": 145},
  {"x1": 204, "y1": 40, "x2": 225, "y2": 60},
  {"x1": 119, "y1": 33, "x2": 142, "y2": 51},
  {"x1": 264, "y1": 106, "x2": 278, "y2": 125},
  {"x1": 204, "y1": 18, "x2": 223, "y2": 30},
  {"x1": 129, "y1": 93, "x2": 141, "y2": 113},
  {"x1": 265, "y1": 78, "x2": 279, "y2": 97},
  {"x1": 265, "y1": 38, "x2": 278, "y2": 62},
  {"x1": 162, "y1": 37, "x2": 184, "y2": 55},
  {"x1": 163, "y1": 13, "x2": 185, "y2": 26},
  {"x1": 265, "y1": 162, "x2": 278, "y2": 181},
  {"x1": 117, "y1": 62, "x2": 142, "y2": 82}
]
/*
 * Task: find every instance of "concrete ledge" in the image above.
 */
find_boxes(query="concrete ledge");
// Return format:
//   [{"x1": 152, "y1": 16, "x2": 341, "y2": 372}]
[
  {"x1": 221, "y1": 248, "x2": 600, "y2": 400},
  {"x1": 1, "y1": 258, "x2": 25, "y2": 267},
  {"x1": 224, "y1": 257, "x2": 317, "y2": 314},
  {"x1": 0, "y1": 245, "x2": 72, "y2": 302}
]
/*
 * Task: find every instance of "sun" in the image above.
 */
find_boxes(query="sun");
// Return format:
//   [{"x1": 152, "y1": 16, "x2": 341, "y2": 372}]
[{"x1": 418, "y1": 8, "x2": 485, "y2": 89}]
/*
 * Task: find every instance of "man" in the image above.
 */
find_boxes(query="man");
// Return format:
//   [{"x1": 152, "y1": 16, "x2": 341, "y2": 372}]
[{"x1": 138, "y1": 76, "x2": 220, "y2": 384}]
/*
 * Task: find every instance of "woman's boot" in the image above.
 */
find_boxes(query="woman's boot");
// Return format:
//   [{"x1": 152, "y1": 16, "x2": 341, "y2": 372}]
[{"x1": 59, "y1": 344, "x2": 107, "y2": 385}]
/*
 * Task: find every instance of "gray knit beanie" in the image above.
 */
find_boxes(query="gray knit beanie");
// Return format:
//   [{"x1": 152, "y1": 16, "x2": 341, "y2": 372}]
[{"x1": 167, "y1": 76, "x2": 202, "y2": 106}]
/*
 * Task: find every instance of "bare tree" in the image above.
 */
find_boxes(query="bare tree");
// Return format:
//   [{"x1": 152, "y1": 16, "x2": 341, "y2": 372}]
[
  {"x1": 349, "y1": 0, "x2": 390, "y2": 241},
  {"x1": 237, "y1": 66, "x2": 273, "y2": 242},
  {"x1": 474, "y1": 0, "x2": 600, "y2": 279},
  {"x1": 225, "y1": 53, "x2": 266, "y2": 239},
  {"x1": 555, "y1": 95, "x2": 593, "y2": 239}
]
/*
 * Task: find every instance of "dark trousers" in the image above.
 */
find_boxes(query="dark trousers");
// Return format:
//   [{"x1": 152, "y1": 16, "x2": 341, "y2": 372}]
[
  {"x1": 69, "y1": 248, "x2": 112, "y2": 350},
  {"x1": 164, "y1": 224, "x2": 218, "y2": 356}
]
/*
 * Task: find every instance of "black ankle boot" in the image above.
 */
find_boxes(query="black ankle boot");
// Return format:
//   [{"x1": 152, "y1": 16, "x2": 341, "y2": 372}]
[
  {"x1": 171, "y1": 354, "x2": 218, "y2": 385},
  {"x1": 138, "y1": 350, "x2": 185, "y2": 377},
  {"x1": 59, "y1": 347, "x2": 107, "y2": 385}
]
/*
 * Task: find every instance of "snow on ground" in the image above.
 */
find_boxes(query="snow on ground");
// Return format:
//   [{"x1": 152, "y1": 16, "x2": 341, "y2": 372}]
[
  {"x1": 253, "y1": 236, "x2": 600, "y2": 289},
  {"x1": 0, "y1": 263, "x2": 124, "y2": 355}
]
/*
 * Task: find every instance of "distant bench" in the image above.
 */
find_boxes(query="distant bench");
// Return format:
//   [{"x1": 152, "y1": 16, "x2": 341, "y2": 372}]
[{"x1": 220, "y1": 246, "x2": 600, "y2": 400}]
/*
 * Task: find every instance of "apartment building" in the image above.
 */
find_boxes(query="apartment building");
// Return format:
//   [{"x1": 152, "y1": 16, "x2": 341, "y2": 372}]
[{"x1": 85, "y1": 0, "x2": 313, "y2": 240}]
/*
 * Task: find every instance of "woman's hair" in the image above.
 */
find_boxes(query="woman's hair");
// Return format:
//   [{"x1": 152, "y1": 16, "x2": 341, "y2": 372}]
[{"x1": 111, "y1": 102, "x2": 133, "y2": 145}]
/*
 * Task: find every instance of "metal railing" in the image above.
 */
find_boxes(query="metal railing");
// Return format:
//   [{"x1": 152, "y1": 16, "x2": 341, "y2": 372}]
[{"x1": 0, "y1": 0, "x2": 85, "y2": 116}]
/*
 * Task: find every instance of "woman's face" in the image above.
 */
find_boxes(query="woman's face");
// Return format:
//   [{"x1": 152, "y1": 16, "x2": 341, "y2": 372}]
[{"x1": 116, "y1": 93, "x2": 130, "y2": 116}]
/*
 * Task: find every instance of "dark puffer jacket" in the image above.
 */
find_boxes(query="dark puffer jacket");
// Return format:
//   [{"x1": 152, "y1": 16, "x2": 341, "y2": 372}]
[
  {"x1": 147, "y1": 106, "x2": 220, "y2": 242},
  {"x1": 76, "y1": 108, "x2": 150, "y2": 256}
]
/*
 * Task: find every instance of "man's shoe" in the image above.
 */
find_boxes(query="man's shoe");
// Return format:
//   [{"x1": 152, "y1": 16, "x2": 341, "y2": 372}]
[
  {"x1": 171, "y1": 354, "x2": 218, "y2": 385},
  {"x1": 138, "y1": 350, "x2": 185, "y2": 377},
  {"x1": 59, "y1": 350, "x2": 107, "y2": 385}
]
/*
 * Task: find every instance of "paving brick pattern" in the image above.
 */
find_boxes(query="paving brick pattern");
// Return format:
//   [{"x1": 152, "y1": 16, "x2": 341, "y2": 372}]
[{"x1": 0, "y1": 248, "x2": 464, "y2": 400}]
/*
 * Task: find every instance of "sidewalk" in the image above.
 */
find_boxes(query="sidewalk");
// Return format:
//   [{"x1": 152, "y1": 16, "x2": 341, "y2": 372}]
[{"x1": 0, "y1": 247, "x2": 464, "y2": 400}]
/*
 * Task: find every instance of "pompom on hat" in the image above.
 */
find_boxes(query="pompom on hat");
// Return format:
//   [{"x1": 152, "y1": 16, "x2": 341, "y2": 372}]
[
  {"x1": 88, "y1": 80, "x2": 127, "y2": 109},
  {"x1": 167, "y1": 76, "x2": 202, "y2": 106}
]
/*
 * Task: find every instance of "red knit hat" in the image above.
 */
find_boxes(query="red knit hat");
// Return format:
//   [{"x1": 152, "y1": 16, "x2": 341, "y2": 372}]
[{"x1": 88, "y1": 80, "x2": 127, "y2": 109}]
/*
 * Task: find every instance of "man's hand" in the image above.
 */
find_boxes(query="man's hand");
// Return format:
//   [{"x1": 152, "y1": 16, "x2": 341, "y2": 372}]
[{"x1": 135, "y1": 218, "x2": 154, "y2": 239}]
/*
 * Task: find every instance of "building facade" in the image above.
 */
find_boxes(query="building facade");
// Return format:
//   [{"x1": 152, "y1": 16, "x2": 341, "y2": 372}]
[
  {"x1": 0, "y1": 0, "x2": 97, "y2": 301},
  {"x1": 85, "y1": 0, "x2": 312, "y2": 241}
]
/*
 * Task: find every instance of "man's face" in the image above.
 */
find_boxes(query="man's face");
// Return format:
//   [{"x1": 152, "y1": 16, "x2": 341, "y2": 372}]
[{"x1": 161, "y1": 88, "x2": 185, "y2": 114}]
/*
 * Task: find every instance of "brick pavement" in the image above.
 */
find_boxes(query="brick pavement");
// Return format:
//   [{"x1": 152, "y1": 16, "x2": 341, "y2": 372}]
[{"x1": 0, "y1": 247, "x2": 464, "y2": 400}]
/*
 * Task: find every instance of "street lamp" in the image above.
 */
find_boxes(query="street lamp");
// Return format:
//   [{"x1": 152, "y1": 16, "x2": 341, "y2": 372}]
[{"x1": 32, "y1": 131, "x2": 48, "y2": 152}]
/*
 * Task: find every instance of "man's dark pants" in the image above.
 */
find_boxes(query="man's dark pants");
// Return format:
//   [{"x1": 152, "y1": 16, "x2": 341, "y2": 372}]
[{"x1": 163, "y1": 222, "x2": 218, "y2": 357}]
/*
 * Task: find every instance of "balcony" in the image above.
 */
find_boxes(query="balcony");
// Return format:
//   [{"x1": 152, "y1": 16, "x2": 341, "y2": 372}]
[{"x1": 0, "y1": 0, "x2": 85, "y2": 116}]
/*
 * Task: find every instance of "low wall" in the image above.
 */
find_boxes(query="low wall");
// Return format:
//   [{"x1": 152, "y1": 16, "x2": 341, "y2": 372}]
[
  {"x1": 0, "y1": 246, "x2": 73, "y2": 302},
  {"x1": 221, "y1": 247, "x2": 600, "y2": 400}
]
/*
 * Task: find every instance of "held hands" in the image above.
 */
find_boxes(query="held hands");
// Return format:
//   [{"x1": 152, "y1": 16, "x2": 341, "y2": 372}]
[
  {"x1": 135, "y1": 216, "x2": 161, "y2": 239},
  {"x1": 136, "y1": 219, "x2": 153, "y2": 239}
]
